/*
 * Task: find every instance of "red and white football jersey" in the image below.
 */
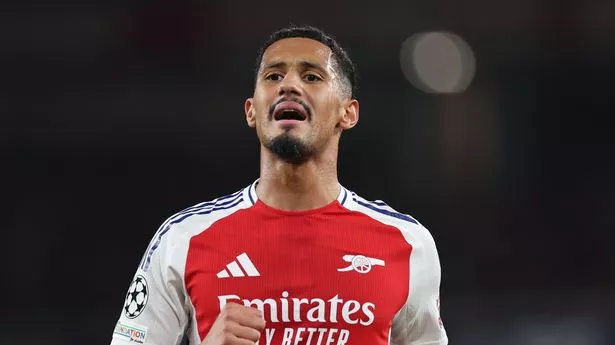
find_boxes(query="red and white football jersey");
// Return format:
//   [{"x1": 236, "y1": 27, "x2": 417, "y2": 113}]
[{"x1": 111, "y1": 181, "x2": 447, "y2": 345}]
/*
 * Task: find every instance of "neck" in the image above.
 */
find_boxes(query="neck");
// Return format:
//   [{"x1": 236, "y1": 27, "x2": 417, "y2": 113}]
[{"x1": 256, "y1": 142, "x2": 340, "y2": 211}]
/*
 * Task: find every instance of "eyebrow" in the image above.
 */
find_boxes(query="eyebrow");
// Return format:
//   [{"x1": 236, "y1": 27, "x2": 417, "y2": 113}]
[{"x1": 261, "y1": 60, "x2": 329, "y2": 76}]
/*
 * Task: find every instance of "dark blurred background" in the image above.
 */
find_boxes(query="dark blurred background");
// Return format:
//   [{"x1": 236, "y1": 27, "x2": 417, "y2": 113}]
[{"x1": 2, "y1": 0, "x2": 614, "y2": 344}]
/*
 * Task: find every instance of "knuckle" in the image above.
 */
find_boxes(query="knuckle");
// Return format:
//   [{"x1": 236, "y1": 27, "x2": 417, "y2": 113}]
[
  {"x1": 222, "y1": 328, "x2": 235, "y2": 342},
  {"x1": 220, "y1": 312, "x2": 231, "y2": 322},
  {"x1": 247, "y1": 331, "x2": 261, "y2": 341},
  {"x1": 222, "y1": 309, "x2": 236, "y2": 321},
  {"x1": 255, "y1": 318, "x2": 266, "y2": 330},
  {"x1": 223, "y1": 302, "x2": 237, "y2": 310}
]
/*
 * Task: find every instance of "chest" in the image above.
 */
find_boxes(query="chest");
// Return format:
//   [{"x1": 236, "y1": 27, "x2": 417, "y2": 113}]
[{"x1": 185, "y1": 210, "x2": 412, "y2": 344}]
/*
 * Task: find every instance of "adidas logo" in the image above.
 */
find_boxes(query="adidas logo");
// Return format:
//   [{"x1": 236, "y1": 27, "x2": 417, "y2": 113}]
[{"x1": 217, "y1": 253, "x2": 260, "y2": 278}]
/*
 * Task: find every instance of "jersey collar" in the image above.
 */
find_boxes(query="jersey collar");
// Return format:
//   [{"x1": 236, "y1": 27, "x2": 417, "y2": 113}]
[{"x1": 245, "y1": 179, "x2": 350, "y2": 207}]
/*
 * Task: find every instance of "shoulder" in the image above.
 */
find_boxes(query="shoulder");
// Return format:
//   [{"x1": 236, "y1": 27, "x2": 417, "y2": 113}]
[
  {"x1": 139, "y1": 183, "x2": 255, "y2": 271},
  {"x1": 340, "y1": 187, "x2": 437, "y2": 247},
  {"x1": 160, "y1": 186, "x2": 249, "y2": 231}
]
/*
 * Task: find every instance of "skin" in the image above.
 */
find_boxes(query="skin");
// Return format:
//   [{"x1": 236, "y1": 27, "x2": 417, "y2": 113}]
[
  {"x1": 201, "y1": 303, "x2": 266, "y2": 345},
  {"x1": 244, "y1": 37, "x2": 359, "y2": 211},
  {"x1": 202, "y1": 37, "x2": 359, "y2": 345}
]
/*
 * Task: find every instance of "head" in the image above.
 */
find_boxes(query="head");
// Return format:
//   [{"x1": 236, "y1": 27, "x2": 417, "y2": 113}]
[{"x1": 245, "y1": 26, "x2": 359, "y2": 165}]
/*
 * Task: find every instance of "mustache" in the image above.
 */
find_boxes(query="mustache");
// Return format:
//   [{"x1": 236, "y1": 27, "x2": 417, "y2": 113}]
[{"x1": 268, "y1": 97, "x2": 312, "y2": 120}]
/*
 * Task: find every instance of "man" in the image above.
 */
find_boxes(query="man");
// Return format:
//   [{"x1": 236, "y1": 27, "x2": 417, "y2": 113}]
[{"x1": 110, "y1": 25, "x2": 447, "y2": 345}]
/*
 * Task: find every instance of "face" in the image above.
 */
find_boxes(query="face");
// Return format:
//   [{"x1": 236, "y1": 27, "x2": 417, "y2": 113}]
[{"x1": 245, "y1": 37, "x2": 358, "y2": 164}]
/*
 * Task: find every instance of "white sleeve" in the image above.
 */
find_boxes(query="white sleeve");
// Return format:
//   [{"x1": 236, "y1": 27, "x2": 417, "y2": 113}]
[
  {"x1": 110, "y1": 223, "x2": 190, "y2": 345},
  {"x1": 391, "y1": 225, "x2": 448, "y2": 345}
]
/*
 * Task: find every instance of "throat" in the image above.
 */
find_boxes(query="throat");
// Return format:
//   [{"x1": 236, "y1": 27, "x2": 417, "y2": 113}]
[{"x1": 255, "y1": 169, "x2": 340, "y2": 212}]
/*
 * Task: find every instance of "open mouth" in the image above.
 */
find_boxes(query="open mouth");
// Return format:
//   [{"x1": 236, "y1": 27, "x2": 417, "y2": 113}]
[
  {"x1": 273, "y1": 101, "x2": 308, "y2": 121},
  {"x1": 275, "y1": 110, "x2": 306, "y2": 121}
]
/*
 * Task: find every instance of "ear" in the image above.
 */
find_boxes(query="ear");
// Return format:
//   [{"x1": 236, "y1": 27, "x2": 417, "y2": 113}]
[
  {"x1": 245, "y1": 98, "x2": 256, "y2": 128},
  {"x1": 338, "y1": 99, "x2": 359, "y2": 130}
]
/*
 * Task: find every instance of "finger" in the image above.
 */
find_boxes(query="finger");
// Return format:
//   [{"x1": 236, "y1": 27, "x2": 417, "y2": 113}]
[
  {"x1": 228, "y1": 335, "x2": 257, "y2": 345},
  {"x1": 234, "y1": 312, "x2": 266, "y2": 331},
  {"x1": 230, "y1": 323, "x2": 262, "y2": 342},
  {"x1": 227, "y1": 303, "x2": 264, "y2": 318},
  {"x1": 224, "y1": 305, "x2": 265, "y2": 330},
  {"x1": 215, "y1": 331, "x2": 256, "y2": 345}
]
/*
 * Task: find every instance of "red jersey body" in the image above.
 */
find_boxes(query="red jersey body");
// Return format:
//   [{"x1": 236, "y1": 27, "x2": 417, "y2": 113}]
[{"x1": 110, "y1": 181, "x2": 447, "y2": 345}]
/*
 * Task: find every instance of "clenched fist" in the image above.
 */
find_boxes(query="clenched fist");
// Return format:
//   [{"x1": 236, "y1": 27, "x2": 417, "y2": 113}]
[{"x1": 201, "y1": 303, "x2": 266, "y2": 345}]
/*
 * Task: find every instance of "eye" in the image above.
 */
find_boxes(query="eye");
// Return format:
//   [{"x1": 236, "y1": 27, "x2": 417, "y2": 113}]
[
  {"x1": 265, "y1": 73, "x2": 283, "y2": 81},
  {"x1": 303, "y1": 73, "x2": 322, "y2": 82}
]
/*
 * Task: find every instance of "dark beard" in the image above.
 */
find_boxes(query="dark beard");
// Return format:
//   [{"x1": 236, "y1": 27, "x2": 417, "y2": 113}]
[{"x1": 264, "y1": 132, "x2": 314, "y2": 165}]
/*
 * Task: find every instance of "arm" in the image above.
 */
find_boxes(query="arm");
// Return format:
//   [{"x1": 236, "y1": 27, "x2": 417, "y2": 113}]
[
  {"x1": 110, "y1": 224, "x2": 190, "y2": 345},
  {"x1": 391, "y1": 225, "x2": 448, "y2": 345}
]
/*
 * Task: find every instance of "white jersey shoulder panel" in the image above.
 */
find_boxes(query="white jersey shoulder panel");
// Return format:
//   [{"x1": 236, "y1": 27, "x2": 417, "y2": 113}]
[
  {"x1": 110, "y1": 186, "x2": 254, "y2": 345},
  {"x1": 340, "y1": 188, "x2": 448, "y2": 345}
]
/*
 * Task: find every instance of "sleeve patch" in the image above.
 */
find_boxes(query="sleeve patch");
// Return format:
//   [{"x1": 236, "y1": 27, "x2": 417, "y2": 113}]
[
  {"x1": 123, "y1": 275, "x2": 149, "y2": 319},
  {"x1": 113, "y1": 320, "x2": 148, "y2": 344}
]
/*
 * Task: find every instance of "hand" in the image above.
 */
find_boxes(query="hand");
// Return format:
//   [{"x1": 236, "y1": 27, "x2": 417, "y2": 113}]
[{"x1": 201, "y1": 303, "x2": 266, "y2": 345}]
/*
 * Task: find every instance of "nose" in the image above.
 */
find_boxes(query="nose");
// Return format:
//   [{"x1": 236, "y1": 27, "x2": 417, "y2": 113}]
[{"x1": 278, "y1": 73, "x2": 303, "y2": 97}]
